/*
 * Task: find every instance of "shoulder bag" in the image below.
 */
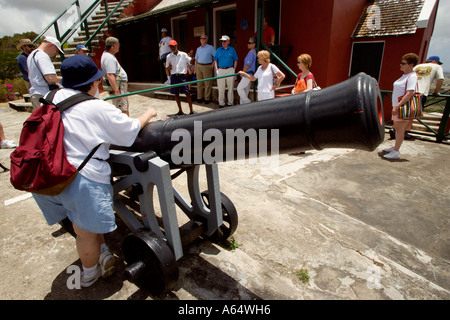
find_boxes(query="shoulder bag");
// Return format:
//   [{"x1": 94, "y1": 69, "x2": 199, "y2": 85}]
[{"x1": 398, "y1": 76, "x2": 423, "y2": 119}]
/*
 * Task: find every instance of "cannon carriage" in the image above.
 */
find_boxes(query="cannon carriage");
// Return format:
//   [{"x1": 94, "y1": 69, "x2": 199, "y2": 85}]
[{"x1": 109, "y1": 73, "x2": 384, "y2": 295}]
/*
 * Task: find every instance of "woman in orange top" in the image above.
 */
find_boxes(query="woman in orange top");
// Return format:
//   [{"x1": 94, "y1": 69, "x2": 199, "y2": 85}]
[
  {"x1": 291, "y1": 54, "x2": 315, "y2": 155},
  {"x1": 292, "y1": 53, "x2": 315, "y2": 94}
]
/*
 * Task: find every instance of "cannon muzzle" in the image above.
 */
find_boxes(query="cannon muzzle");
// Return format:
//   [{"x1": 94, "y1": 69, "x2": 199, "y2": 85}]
[{"x1": 126, "y1": 73, "x2": 384, "y2": 165}]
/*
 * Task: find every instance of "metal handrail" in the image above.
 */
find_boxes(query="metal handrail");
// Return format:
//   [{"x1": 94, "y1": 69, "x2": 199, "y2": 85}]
[
  {"x1": 381, "y1": 90, "x2": 450, "y2": 143},
  {"x1": 103, "y1": 72, "x2": 240, "y2": 101},
  {"x1": 32, "y1": 0, "x2": 81, "y2": 44},
  {"x1": 60, "y1": 0, "x2": 104, "y2": 46},
  {"x1": 85, "y1": 0, "x2": 125, "y2": 48},
  {"x1": 262, "y1": 44, "x2": 297, "y2": 78}
]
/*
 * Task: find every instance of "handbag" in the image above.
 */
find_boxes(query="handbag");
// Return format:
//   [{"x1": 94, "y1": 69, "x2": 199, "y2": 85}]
[
  {"x1": 312, "y1": 79, "x2": 321, "y2": 90},
  {"x1": 398, "y1": 76, "x2": 423, "y2": 119}
]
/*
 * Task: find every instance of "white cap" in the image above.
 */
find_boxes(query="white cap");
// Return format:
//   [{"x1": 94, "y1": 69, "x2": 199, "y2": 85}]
[
  {"x1": 161, "y1": 28, "x2": 168, "y2": 33},
  {"x1": 219, "y1": 35, "x2": 230, "y2": 41},
  {"x1": 44, "y1": 36, "x2": 64, "y2": 55}
]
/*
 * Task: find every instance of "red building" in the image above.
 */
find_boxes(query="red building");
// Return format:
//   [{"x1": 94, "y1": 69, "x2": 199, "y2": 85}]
[{"x1": 100, "y1": 0, "x2": 440, "y2": 117}]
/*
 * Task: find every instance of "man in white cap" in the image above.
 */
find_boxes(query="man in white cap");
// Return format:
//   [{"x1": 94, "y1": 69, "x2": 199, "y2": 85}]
[
  {"x1": 158, "y1": 28, "x2": 172, "y2": 84},
  {"x1": 214, "y1": 35, "x2": 238, "y2": 107},
  {"x1": 27, "y1": 36, "x2": 64, "y2": 109}
]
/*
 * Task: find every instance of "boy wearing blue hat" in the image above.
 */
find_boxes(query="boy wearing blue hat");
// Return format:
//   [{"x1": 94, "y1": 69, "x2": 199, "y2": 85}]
[{"x1": 32, "y1": 55, "x2": 157, "y2": 288}]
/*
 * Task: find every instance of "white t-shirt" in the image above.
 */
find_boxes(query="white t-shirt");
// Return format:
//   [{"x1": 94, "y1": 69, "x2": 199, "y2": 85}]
[
  {"x1": 101, "y1": 51, "x2": 128, "y2": 81},
  {"x1": 27, "y1": 49, "x2": 57, "y2": 96},
  {"x1": 159, "y1": 36, "x2": 172, "y2": 57},
  {"x1": 254, "y1": 63, "x2": 280, "y2": 101},
  {"x1": 46, "y1": 89, "x2": 140, "y2": 184},
  {"x1": 413, "y1": 63, "x2": 444, "y2": 96},
  {"x1": 392, "y1": 72, "x2": 418, "y2": 106},
  {"x1": 166, "y1": 51, "x2": 190, "y2": 75}
]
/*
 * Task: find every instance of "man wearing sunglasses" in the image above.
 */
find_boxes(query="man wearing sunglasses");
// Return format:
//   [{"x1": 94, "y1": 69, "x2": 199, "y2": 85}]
[{"x1": 194, "y1": 35, "x2": 216, "y2": 104}]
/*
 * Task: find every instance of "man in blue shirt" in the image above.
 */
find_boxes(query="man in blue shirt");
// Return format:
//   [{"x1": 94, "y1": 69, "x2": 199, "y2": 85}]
[
  {"x1": 16, "y1": 39, "x2": 36, "y2": 91},
  {"x1": 194, "y1": 35, "x2": 216, "y2": 104},
  {"x1": 237, "y1": 37, "x2": 257, "y2": 104},
  {"x1": 214, "y1": 35, "x2": 238, "y2": 107}
]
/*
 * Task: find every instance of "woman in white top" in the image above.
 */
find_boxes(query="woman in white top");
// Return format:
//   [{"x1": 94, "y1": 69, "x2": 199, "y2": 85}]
[
  {"x1": 383, "y1": 53, "x2": 419, "y2": 160},
  {"x1": 239, "y1": 50, "x2": 285, "y2": 101}
]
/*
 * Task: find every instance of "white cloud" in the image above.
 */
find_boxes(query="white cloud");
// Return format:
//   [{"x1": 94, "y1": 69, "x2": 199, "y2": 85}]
[
  {"x1": 428, "y1": 0, "x2": 450, "y2": 71},
  {"x1": 0, "y1": 0, "x2": 93, "y2": 38}
]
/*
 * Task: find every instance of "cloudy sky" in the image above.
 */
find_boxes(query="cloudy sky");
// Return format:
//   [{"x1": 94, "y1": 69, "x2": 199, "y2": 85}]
[{"x1": 1, "y1": 0, "x2": 449, "y2": 71}]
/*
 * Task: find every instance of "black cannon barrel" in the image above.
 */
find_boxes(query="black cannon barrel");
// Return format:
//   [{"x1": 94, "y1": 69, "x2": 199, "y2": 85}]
[{"x1": 126, "y1": 73, "x2": 384, "y2": 165}]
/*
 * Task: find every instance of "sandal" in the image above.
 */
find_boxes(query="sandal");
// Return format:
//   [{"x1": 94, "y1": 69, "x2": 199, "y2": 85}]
[{"x1": 290, "y1": 151, "x2": 305, "y2": 155}]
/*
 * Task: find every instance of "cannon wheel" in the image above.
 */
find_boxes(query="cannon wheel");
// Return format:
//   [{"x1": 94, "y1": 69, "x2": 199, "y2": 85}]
[
  {"x1": 122, "y1": 229, "x2": 179, "y2": 296},
  {"x1": 201, "y1": 191, "x2": 238, "y2": 243}
]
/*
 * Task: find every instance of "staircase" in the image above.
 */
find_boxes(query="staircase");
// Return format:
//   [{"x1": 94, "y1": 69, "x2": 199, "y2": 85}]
[
  {"x1": 412, "y1": 112, "x2": 444, "y2": 134},
  {"x1": 9, "y1": 0, "x2": 133, "y2": 112}
]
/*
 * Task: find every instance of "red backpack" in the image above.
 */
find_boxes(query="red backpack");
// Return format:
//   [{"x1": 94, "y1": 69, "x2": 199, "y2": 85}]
[{"x1": 10, "y1": 90, "x2": 99, "y2": 196}]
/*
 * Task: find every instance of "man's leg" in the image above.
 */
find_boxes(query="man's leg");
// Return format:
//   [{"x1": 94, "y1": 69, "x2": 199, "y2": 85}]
[
  {"x1": 185, "y1": 92, "x2": 194, "y2": 113},
  {"x1": 217, "y1": 69, "x2": 226, "y2": 107},
  {"x1": 119, "y1": 81, "x2": 129, "y2": 116},
  {"x1": 197, "y1": 65, "x2": 205, "y2": 101},
  {"x1": 204, "y1": 66, "x2": 213, "y2": 103},
  {"x1": 30, "y1": 94, "x2": 43, "y2": 110},
  {"x1": 174, "y1": 94, "x2": 183, "y2": 114},
  {"x1": 226, "y1": 69, "x2": 235, "y2": 106}
]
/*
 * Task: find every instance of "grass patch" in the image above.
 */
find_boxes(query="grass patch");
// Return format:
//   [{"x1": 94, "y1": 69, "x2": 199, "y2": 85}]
[{"x1": 296, "y1": 268, "x2": 310, "y2": 284}]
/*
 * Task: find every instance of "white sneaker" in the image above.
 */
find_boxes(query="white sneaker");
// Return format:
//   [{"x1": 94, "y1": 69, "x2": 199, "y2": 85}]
[
  {"x1": 164, "y1": 78, "x2": 171, "y2": 85},
  {"x1": 99, "y1": 250, "x2": 116, "y2": 278},
  {"x1": 383, "y1": 150, "x2": 400, "y2": 160},
  {"x1": 0, "y1": 140, "x2": 16, "y2": 149},
  {"x1": 383, "y1": 146, "x2": 395, "y2": 153},
  {"x1": 81, "y1": 264, "x2": 101, "y2": 288}
]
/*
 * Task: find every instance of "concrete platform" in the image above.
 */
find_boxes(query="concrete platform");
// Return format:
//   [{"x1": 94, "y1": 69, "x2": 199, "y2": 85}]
[{"x1": 0, "y1": 94, "x2": 449, "y2": 301}]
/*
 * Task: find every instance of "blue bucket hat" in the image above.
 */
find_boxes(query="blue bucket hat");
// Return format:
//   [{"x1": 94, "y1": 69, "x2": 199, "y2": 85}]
[{"x1": 61, "y1": 55, "x2": 104, "y2": 88}]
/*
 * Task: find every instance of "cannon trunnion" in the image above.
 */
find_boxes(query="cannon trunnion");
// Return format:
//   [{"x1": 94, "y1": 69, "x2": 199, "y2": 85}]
[{"x1": 110, "y1": 73, "x2": 384, "y2": 295}]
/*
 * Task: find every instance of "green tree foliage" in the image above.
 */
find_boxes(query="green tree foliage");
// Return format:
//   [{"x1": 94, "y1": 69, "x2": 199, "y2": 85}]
[{"x1": 0, "y1": 31, "x2": 39, "y2": 80}]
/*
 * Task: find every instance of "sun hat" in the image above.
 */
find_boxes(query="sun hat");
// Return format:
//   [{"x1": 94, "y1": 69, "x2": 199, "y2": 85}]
[
  {"x1": 76, "y1": 44, "x2": 88, "y2": 51},
  {"x1": 61, "y1": 55, "x2": 104, "y2": 89},
  {"x1": 169, "y1": 40, "x2": 178, "y2": 46},
  {"x1": 43, "y1": 36, "x2": 64, "y2": 55},
  {"x1": 16, "y1": 39, "x2": 35, "y2": 50},
  {"x1": 219, "y1": 35, "x2": 230, "y2": 41},
  {"x1": 426, "y1": 56, "x2": 443, "y2": 65}
]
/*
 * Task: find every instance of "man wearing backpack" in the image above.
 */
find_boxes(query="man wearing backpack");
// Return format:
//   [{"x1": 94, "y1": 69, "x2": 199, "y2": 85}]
[
  {"x1": 27, "y1": 36, "x2": 64, "y2": 109},
  {"x1": 31, "y1": 55, "x2": 157, "y2": 287}
]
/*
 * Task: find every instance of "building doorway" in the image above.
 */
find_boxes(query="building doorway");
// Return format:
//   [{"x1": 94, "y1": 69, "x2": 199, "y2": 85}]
[
  {"x1": 213, "y1": 4, "x2": 237, "y2": 48},
  {"x1": 349, "y1": 42, "x2": 385, "y2": 82},
  {"x1": 171, "y1": 15, "x2": 188, "y2": 52},
  {"x1": 257, "y1": 0, "x2": 280, "y2": 44}
]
